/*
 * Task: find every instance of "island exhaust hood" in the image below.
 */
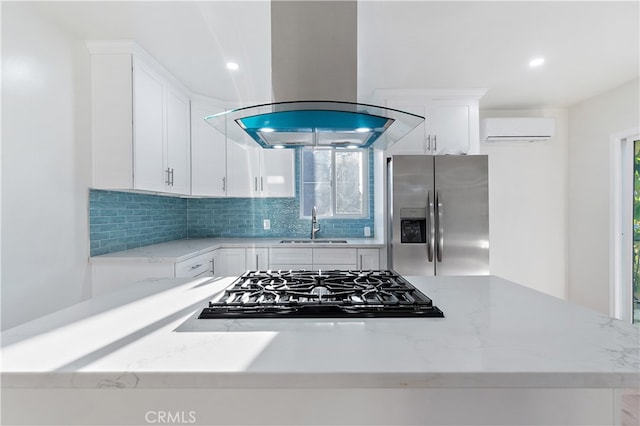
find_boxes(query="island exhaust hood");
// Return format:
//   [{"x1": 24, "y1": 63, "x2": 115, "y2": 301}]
[{"x1": 205, "y1": 1, "x2": 424, "y2": 149}]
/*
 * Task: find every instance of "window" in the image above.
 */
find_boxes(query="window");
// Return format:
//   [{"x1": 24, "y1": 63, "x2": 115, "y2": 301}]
[
  {"x1": 633, "y1": 139, "x2": 640, "y2": 324},
  {"x1": 301, "y1": 149, "x2": 368, "y2": 218},
  {"x1": 613, "y1": 132, "x2": 640, "y2": 325}
]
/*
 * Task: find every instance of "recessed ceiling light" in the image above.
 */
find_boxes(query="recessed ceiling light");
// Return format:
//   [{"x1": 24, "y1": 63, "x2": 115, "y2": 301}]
[
  {"x1": 259, "y1": 127, "x2": 275, "y2": 133},
  {"x1": 226, "y1": 62, "x2": 239, "y2": 71},
  {"x1": 355, "y1": 127, "x2": 370, "y2": 133},
  {"x1": 272, "y1": 145, "x2": 285, "y2": 149},
  {"x1": 529, "y1": 57, "x2": 545, "y2": 68}
]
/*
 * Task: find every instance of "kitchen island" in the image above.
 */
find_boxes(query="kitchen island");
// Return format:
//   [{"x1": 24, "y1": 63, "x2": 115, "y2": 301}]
[{"x1": 2, "y1": 275, "x2": 638, "y2": 425}]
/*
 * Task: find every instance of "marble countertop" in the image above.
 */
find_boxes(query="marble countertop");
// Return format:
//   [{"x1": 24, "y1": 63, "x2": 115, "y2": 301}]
[
  {"x1": 89, "y1": 237, "x2": 386, "y2": 263},
  {"x1": 1, "y1": 275, "x2": 638, "y2": 390}
]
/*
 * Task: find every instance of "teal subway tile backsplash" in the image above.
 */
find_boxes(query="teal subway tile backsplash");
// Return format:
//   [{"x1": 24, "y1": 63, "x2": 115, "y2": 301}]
[
  {"x1": 90, "y1": 150, "x2": 376, "y2": 255},
  {"x1": 186, "y1": 197, "x2": 373, "y2": 239},
  {"x1": 89, "y1": 190, "x2": 188, "y2": 256}
]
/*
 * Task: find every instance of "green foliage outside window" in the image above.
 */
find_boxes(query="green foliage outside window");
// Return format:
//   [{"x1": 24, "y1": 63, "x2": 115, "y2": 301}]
[{"x1": 633, "y1": 141, "x2": 640, "y2": 315}]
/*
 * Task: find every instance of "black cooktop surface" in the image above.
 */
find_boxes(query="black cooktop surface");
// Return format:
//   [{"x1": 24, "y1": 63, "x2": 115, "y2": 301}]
[{"x1": 198, "y1": 269, "x2": 444, "y2": 319}]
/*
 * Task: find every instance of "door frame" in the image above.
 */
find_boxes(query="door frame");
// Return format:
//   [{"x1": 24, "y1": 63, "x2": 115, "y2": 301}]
[{"x1": 610, "y1": 127, "x2": 640, "y2": 322}]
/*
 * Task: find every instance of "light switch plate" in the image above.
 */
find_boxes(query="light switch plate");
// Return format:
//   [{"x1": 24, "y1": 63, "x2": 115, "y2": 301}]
[
  {"x1": 263, "y1": 219, "x2": 271, "y2": 230},
  {"x1": 364, "y1": 226, "x2": 371, "y2": 237}
]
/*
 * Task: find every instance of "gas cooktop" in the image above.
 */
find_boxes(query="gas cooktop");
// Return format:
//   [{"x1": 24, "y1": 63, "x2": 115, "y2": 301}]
[{"x1": 198, "y1": 269, "x2": 444, "y2": 319}]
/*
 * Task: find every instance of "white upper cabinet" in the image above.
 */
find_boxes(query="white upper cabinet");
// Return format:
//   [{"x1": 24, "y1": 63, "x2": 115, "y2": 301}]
[
  {"x1": 88, "y1": 41, "x2": 191, "y2": 195},
  {"x1": 190, "y1": 97, "x2": 227, "y2": 197},
  {"x1": 226, "y1": 137, "x2": 295, "y2": 198},
  {"x1": 259, "y1": 149, "x2": 295, "y2": 197},
  {"x1": 132, "y1": 60, "x2": 165, "y2": 192},
  {"x1": 374, "y1": 89, "x2": 485, "y2": 156},
  {"x1": 164, "y1": 85, "x2": 191, "y2": 194},
  {"x1": 226, "y1": 139, "x2": 260, "y2": 197}
]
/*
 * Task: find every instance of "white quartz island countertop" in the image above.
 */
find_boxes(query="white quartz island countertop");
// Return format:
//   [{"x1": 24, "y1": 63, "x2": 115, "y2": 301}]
[{"x1": 2, "y1": 275, "x2": 639, "y2": 425}]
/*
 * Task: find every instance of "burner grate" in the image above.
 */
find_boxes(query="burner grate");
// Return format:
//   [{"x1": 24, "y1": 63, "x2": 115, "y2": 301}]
[{"x1": 198, "y1": 270, "x2": 444, "y2": 319}]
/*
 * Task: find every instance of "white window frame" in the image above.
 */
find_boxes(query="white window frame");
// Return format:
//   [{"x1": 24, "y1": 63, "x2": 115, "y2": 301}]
[
  {"x1": 300, "y1": 148, "x2": 369, "y2": 219},
  {"x1": 610, "y1": 128, "x2": 640, "y2": 322}
]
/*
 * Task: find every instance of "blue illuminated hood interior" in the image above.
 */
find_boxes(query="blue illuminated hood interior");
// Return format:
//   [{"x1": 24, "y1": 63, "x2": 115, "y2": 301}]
[{"x1": 205, "y1": 101, "x2": 424, "y2": 149}]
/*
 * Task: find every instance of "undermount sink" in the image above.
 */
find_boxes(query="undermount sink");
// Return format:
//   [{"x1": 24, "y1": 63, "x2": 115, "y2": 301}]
[{"x1": 280, "y1": 239, "x2": 348, "y2": 244}]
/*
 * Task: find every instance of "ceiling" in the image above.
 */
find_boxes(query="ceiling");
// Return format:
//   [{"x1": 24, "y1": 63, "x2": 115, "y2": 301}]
[{"x1": 32, "y1": 1, "x2": 639, "y2": 110}]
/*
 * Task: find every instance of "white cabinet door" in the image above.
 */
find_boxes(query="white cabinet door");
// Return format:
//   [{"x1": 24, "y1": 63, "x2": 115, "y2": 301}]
[
  {"x1": 384, "y1": 102, "x2": 426, "y2": 156},
  {"x1": 269, "y1": 248, "x2": 313, "y2": 270},
  {"x1": 212, "y1": 248, "x2": 247, "y2": 277},
  {"x1": 313, "y1": 248, "x2": 357, "y2": 266},
  {"x1": 175, "y1": 251, "x2": 215, "y2": 278},
  {"x1": 357, "y1": 249, "x2": 380, "y2": 270},
  {"x1": 191, "y1": 99, "x2": 227, "y2": 197},
  {"x1": 226, "y1": 140, "x2": 260, "y2": 197},
  {"x1": 246, "y1": 248, "x2": 269, "y2": 270},
  {"x1": 427, "y1": 100, "x2": 474, "y2": 155},
  {"x1": 259, "y1": 149, "x2": 295, "y2": 197},
  {"x1": 165, "y1": 86, "x2": 191, "y2": 194},
  {"x1": 89, "y1": 44, "x2": 192, "y2": 195},
  {"x1": 133, "y1": 60, "x2": 165, "y2": 192},
  {"x1": 377, "y1": 90, "x2": 482, "y2": 156}
]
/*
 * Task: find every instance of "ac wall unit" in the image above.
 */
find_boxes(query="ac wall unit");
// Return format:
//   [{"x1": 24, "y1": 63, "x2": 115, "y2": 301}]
[{"x1": 481, "y1": 117, "x2": 555, "y2": 142}]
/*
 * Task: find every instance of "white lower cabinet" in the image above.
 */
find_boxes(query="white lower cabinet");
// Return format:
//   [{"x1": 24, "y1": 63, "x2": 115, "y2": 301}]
[
  {"x1": 269, "y1": 248, "x2": 313, "y2": 271},
  {"x1": 92, "y1": 246, "x2": 381, "y2": 297},
  {"x1": 246, "y1": 248, "x2": 269, "y2": 270},
  {"x1": 92, "y1": 250, "x2": 216, "y2": 296},
  {"x1": 357, "y1": 249, "x2": 380, "y2": 270},
  {"x1": 212, "y1": 248, "x2": 247, "y2": 277},
  {"x1": 174, "y1": 251, "x2": 215, "y2": 278},
  {"x1": 313, "y1": 248, "x2": 357, "y2": 270},
  {"x1": 269, "y1": 247, "x2": 380, "y2": 270}
]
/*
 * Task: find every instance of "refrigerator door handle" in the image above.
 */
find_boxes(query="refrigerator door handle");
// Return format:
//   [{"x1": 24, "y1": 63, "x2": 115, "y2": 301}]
[
  {"x1": 427, "y1": 190, "x2": 435, "y2": 262},
  {"x1": 435, "y1": 190, "x2": 444, "y2": 262}
]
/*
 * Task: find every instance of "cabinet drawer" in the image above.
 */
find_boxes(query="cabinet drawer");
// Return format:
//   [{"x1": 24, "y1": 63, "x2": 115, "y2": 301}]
[
  {"x1": 269, "y1": 248, "x2": 313, "y2": 265},
  {"x1": 313, "y1": 248, "x2": 357, "y2": 265},
  {"x1": 175, "y1": 251, "x2": 214, "y2": 277}
]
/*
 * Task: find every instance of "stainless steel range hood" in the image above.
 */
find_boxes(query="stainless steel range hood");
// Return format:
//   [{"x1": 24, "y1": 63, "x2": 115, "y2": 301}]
[{"x1": 206, "y1": 1, "x2": 424, "y2": 149}]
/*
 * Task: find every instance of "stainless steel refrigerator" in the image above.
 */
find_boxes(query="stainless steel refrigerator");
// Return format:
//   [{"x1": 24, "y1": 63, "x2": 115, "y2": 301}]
[{"x1": 388, "y1": 155, "x2": 489, "y2": 276}]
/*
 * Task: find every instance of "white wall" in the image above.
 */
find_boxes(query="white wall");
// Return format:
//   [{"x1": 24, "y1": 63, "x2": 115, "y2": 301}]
[
  {"x1": 567, "y1": 78, "x2": 640, "y2": 314},
  {"x1": 480, "y1": 109, "x2": 569, "y2": 299},
  {"x1": 1, "y1": 2, "x2": 92, "y2": 329}
]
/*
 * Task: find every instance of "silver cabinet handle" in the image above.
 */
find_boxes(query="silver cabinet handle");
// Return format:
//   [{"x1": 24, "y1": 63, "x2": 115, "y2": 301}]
[
  {"x1": 166, "y1": 168, "x2": 174, "y2": 186},
  {"x1": 435, "y1": 190, "x2": 443, "y2": 262},
  {"x1": 254, "y1": 177, "x2": 258, "y2": 192},
  {"x1": 210, "y1": 258, "x2": 215, "y2": 275},
  {"x1": 427, "y1": 190, "x2": 435, "y2": 262},
  {"x1": 190, "y1": 263, "x2": 202, "y2": 270},
  {"x1": 426, "y1": 134, "x2": 431, "y2": 152},
  {"x1": 222, "y1": 177, "x2": 226, "y2": 192},
  {"x1": 359, "y1": 254, "x2": 363, "y2": 270},
  {"x1": 433, "y1": 135, "x2": 437, "y2": 152},
  {"x1": 260, "y1": 176, "x2": 264, "y2": 192},
  {"x1": 255, "y1": 254, "x2": 259, "y2": 270}
]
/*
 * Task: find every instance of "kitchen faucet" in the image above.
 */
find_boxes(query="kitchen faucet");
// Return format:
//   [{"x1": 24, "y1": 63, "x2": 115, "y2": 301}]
[{"x1": 311, "y1": 206, "x2": 321, "y2": 239}]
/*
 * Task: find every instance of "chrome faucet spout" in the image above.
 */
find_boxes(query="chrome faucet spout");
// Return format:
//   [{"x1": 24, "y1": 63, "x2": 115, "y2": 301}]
[{"x1": 311, "y1": 206, "x2": 321, "y2": 239}]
